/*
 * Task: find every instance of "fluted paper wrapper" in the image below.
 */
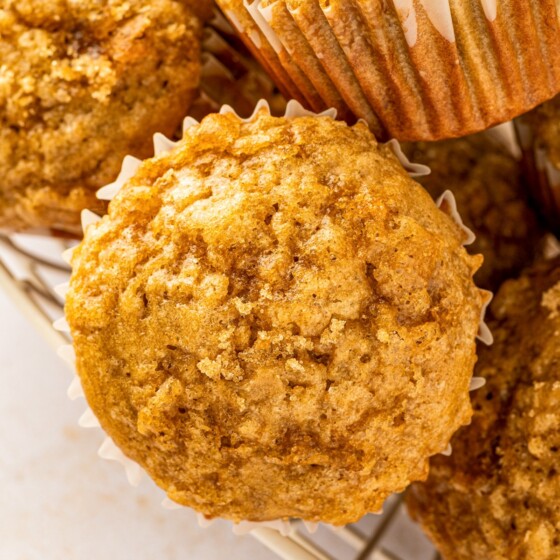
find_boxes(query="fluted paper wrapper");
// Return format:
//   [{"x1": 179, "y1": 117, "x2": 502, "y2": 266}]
[
  {"x1": 217, "y1": 0, "x2": 560, "y2": 141},
  {"x1": 54, "y1": 100, "x2": 491, "y2": 535},
  {"x1": 194, "y1": 11, "x2": 286, "y2": 120}
]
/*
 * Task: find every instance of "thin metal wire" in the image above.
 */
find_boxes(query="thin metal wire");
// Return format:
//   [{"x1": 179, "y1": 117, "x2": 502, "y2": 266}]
[
  {"x1": 286, "y1": 530, "x2": 333, "y2": 560},
  {"x1": 355, "y1": 496, "x2": 405, "y2": 560},
  {"x1": 0, "y1": 234, "x2": 70, "y2": 272},
  {"x1": 334, "y1": 525, "x2": 368, "y2": 549},
  {"x1": 0, "y1": 260, "x2": 68, "y2": 351},
  {"x1": 376, "y1": 548, "x2": 403, "y2": 560}
]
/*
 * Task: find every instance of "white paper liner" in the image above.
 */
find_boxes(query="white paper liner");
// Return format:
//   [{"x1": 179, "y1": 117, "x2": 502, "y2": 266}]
[
  {"x1": 542, "y1": 234, "x2": 560, "y2": 260},
  {"x1": 97, "y1": 156, "x2": 142, "y2": 202},
  {"x1": 80, "y1": 209, "x2": 101, "y2": 231},
  {"x1": 433, "y1": 191, "x2": 493, "y2": 346},
  {"x1": 386, "y1": 139, "x2": 430, "y2": 178},
  {"x1": 54, "y1": 282, "x2": 70, "y2": 300},
  {"x1": 246, "y1": 0, "x2": 282, "y2": 53},
  {"x1": 435, "y1": 191, "x2": 476, "y2": 247},
  {"x1": 202, "y1": 51, "x2": 235, "y2": 83},
  {"x1": 477, "y1": 290, "x2": 494, "y2": 346},
  {"x1": 483, "y1": 121, "x2": 522, "y2": 160},
  {"x1": 539, "y1": 148, "x2": 560, "y2": 189},
  {"x1": 61, "y1": 248, "x2": 75, "y2": 265},
  {"x1": 161, "y1": 497, "x2": 183, "y2": 511},
  {"x1": 67, "y1": 375, "x2": 85, "y2": 400},
  {"x1": 79, "y1": 408, "x2": 101, "y2": 428},
  {"x1": 53, "y1": 316, "x2": 70, "y2": 333},
  {"x1": 469, "y1": 377, "x2": 486, "y2": 392},
  {"x1": 97, "y1": 437, "x2": 144, "y2": 487},
  {"x1": 57, "y1": 98, "x2": 493, "y2": 535},
  {"x1": 57, "y1": 344, "x2": 75, "y2": 366}
]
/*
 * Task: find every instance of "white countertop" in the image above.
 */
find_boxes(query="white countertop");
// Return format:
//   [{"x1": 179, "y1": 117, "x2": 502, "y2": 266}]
[{"x1": 0, "y1": 288, "x2": 273, "y2": 560}]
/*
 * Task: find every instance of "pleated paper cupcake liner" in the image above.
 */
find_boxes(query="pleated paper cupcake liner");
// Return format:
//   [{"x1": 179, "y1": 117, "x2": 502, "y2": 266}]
[
  {"x1": 54, "y1": 99, "x2": 492, "y2": 534},
  {"x1": 216, "y1": 0, "x2": 560, "y2": 141}
]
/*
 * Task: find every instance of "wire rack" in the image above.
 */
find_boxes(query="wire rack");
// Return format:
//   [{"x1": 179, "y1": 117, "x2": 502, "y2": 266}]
[{"x1": 0, "y1": 232, "x2": 439, "y2": 560}]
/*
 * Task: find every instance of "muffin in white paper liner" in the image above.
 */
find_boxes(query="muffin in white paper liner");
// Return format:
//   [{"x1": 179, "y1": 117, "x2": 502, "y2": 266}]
[
  {"x1": 406, "y1": 252, "x2": 560, "y2": 560},
  {"x1": 55, "y1": 99, "x2": 491, "y2": 534},
  {"x1": 215, "y1": 0, "x2": 560, "y2": 141}
]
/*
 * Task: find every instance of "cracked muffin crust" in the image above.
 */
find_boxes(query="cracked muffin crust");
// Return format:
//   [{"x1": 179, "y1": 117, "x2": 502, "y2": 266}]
[
  {"x1": 0, "y1": 0, "x2": 211, "y2": 235},
  {"x1": 408, "y1": 258, "x2": 560, "y2": 560},
  {"x1": 66, "y1": 110, "x2": 487, "y2": 525},
  {"x1": 405, "y1": 134, "x2": 544, "y2": 291}
]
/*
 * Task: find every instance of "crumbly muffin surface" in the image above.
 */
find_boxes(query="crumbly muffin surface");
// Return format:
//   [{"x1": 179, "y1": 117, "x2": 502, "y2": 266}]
[
  {"x1": 405, "y1": 135, "x2": 543, "y2": 291},
  {"x1": 408, "y1": 259, "x2": 560, "y2": 560},
  {"x1": 0, "y1": 0, "x2": 209, "y2": 234},
  {"x1": 67, "y1": 111, "x2": 485, "y2": 525}
]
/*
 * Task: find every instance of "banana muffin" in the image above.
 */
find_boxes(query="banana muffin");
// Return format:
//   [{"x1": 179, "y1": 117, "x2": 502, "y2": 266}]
[
  {"x1": 0, "y1": 0, "x2": 211, "y2": 235},
  {"x1": 66, "y1": 107, "x2": 487, "y2": 525},
  {"x1": 408, "y1": 258, "x2": 560, "y2": 560},
  {"x1": 405, "y1": 134, "x2": 544, "y2": 291}
]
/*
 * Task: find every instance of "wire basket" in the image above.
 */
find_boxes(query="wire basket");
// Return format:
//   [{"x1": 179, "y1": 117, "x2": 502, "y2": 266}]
[{"x1": 0, "y1": 232, "x2": 439, "y2": 560}]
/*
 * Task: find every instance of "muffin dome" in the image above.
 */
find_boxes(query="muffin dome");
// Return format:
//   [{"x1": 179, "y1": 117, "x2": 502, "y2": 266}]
[
  {"x1": 0, "y1": 0, "x2": 210, "y2": 234},
  {"x1": 66, "y1": 108, "x2": 487, "y2": 525},
  {"x1": 408, "y1": 259, "x2": 560, "y2": 560},
  {"x1": 217, "y1": 0, "x2": 560, "y2": 141}
]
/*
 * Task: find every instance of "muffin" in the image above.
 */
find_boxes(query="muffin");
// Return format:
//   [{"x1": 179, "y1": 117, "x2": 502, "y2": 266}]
[
  {"x1": 515, "y1": 94, "x2": 560, "y2": 236},
  {"x1": 408, "y1": 258, "x2": 560, "y2": 560},
  {"x1": 65, "y1": 105, "x2": 488, "y2": 525},
  {"x1": 0, "y1": 0, "x2": 211, "y2": 235},
  {"x1": 405, "y1": 134, "x2": 544, "y2": 291},
  {"x1": 216, "y1": 0, "x2": 560, "y2": 141}
]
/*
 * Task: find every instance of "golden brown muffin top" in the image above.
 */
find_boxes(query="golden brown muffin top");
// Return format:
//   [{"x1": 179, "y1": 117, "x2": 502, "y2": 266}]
[
  {"x1": 408, "y1": 258, "x2": 560, "y2": 560},
  {"x1": 67, "y1": 110, "x2": 486, "y2": 525},
  {"x1": 405, "y1": 134, "x2": 543, "y2": 291},
  {"x1": 0, "y1": 0, "x2": 210, "y2": 234}
]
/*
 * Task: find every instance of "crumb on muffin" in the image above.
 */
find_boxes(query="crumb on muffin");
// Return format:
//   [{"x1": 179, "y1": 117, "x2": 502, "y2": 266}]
[
  {"x1": 67, "y1": 109, "x2": 487, "y2": 525},
  {"x1": 0, "y1": 0, "x2": 210, "y2": 234},
  {"x1": 408, "y1": 258, "x2": 560, "y2": 560},
  {"x1": 404, "y1": 134, "x2": 543, "y2": 291}
]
